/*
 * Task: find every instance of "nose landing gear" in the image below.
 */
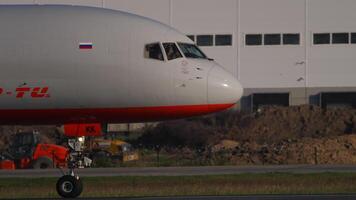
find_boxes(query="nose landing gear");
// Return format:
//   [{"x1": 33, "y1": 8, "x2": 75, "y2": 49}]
[
  {"x1": 56, "y1": 136, "x2": 91, "y2": 198},
  {"x1": 55, "y1": 123, "x2": 102, "y2": 198}
]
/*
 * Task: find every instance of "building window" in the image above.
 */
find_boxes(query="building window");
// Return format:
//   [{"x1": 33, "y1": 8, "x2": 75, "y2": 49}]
[
  {"x1": 283, "y1": 33, "x2": 300, "y2": 45},
  {"x1": 144, "y1": 43, "x2": 164, "y2": 61},
  {"x1": 215, "y1": 34, "x2": 232, "y2": 46},
  {"x1": 313, "y1": 33, "x2": 330, "y2": 45},
  {"x1": 321, "y1": 92, "x2": 356, "y2": 109},
  {"x1": 252, "y1": 93, "x2": 290, "y2": 111},
  {"x1": 332, "y1": 33, "x2": 349, "y2": 44},
  {"x1": 264, "y1": 34, "x2": 281, "y2": 45},
  {"x1": 163, "y1": 43, "x2": 182, "y2": 60},
  {"x1": 187, "y1": 35, "x2": 195, "y2": 42},
  {"x1": 245, "y1": 34, "x2": 262, "y2": 46},
  {"x1": 196, "y1": 35, "x2": 213, "y2": 46},
  {"x1": 351, "y1": 33, "x2": 356, "y2": 44}
]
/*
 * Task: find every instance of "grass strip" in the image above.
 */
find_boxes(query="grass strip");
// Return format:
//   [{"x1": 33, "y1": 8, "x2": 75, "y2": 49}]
[{"x1": 0, "y1": 173, "x2": 356, "y2": 198}]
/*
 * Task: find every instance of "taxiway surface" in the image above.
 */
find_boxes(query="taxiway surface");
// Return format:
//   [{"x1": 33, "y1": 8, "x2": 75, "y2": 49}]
[{"x1": 0, "y1": 164, "x2": 356, "y2": 178}]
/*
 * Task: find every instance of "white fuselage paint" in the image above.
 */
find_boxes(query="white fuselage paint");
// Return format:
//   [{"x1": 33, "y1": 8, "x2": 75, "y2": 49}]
[{"x1": 0, "y1": 5, "x2": 243, "y2": 123}]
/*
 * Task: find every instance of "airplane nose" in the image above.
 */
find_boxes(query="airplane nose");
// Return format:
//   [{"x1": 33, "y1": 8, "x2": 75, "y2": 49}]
[{"x1": 207, "y1": 66, "x2": 243, "y2": 105}]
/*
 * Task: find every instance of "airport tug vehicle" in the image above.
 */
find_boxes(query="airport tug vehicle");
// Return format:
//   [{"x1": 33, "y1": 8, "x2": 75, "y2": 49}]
[
  {"x1": 0, "y1": 130, "x2": 68, "y2": 170},
  {"x1": 89, "y1": 138, "x2": 139, "y2": 165}
]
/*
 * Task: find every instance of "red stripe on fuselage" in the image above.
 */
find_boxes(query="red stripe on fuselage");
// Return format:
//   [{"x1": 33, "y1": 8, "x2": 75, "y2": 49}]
[{"x1": 0, "y1": 103, "x2": 235, "y2": 125}]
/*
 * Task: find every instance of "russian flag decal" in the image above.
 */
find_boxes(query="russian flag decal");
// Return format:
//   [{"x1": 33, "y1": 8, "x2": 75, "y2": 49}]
[{"x1": 79, "y1": 42, "x2": 93, "y2": 50}]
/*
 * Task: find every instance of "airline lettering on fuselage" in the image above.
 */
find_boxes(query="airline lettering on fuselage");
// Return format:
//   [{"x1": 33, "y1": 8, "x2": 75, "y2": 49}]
[{"x1": 0, "y1": 87, "x2": 50, "y2": 98}]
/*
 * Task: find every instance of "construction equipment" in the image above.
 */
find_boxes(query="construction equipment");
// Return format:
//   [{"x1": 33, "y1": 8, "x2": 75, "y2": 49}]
[
  {"x1": 0, "y1": 131, "x2": 68, "y2": 169},
  {"x1": 89, "y1": 139, "x2": 139, "y2": 164}
]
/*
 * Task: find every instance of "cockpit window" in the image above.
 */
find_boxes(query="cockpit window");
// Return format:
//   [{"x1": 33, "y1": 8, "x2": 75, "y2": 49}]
[
  {"x1": 177, "y1": 43, "x2": 207, "y2": 59},
  {"x1": 144, "y1": 43, "x2": 164, "y2": 61},
  {"x1": 163, "y1": 43, "x2": 182, "y2": 60}
]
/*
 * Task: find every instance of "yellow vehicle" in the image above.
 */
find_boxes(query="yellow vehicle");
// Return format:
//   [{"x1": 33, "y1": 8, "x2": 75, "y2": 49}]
[{"x1": 89, "y1": 139, "x2": 139, "y2": 163}]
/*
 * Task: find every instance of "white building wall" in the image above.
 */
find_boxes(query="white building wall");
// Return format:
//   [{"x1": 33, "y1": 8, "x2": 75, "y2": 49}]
[
  {"x1": 308, "y1": 0, "x2": 356, "y2": 87},
  {"x1": 239, "y1": 0, "x2": 306, "y2": 89},
  {"x1": 0, "y1": 0, "x2": 34, "y2": 4},
  {"x1": 36, "y1": 0, "x2": 102, "y2": 6}
]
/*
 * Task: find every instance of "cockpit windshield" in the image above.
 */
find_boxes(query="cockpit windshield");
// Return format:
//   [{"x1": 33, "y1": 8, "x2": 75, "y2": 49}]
[{"x1": 177, "y1": 43, "x2": 208, "y2": 59}]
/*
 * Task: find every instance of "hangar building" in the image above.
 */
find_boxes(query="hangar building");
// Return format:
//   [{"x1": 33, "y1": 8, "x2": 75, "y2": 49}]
[{"x1": 1, "y1": 0, "x2": 355, "y2": 111}]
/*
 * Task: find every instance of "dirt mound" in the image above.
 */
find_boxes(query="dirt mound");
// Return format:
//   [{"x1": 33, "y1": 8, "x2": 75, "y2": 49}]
[
  {"x1": 228, "y1": 135, "x2": 356, "y2": 165},
  {"x1": 137, "y1": 105, "x2": 355, "y2": 151},
  {"x1": 236, "y1": 105, "x2": 356, "y2": 144},
  {"x1": 145, "y1": 105, "x2": 356, "y2": 165}
]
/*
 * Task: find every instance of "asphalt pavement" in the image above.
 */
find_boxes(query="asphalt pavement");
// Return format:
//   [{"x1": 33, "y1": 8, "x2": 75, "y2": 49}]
[{"x1": 0, "y1": 164, "x2": 356, "y2": 178}]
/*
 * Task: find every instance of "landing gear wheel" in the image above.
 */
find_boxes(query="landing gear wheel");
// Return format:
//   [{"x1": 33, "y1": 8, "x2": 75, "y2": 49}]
[{"x1": 56, "y1": 175, "x2": 83, "y2": 198}]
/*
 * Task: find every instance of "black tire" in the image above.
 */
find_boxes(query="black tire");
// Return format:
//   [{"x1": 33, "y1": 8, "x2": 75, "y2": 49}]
[
  {"x1": 32, "y1": 157, "x2": 53, "y2": 169},
  {"x1": 56, "y1": 175, "x2": 83, "y2": 198}
]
